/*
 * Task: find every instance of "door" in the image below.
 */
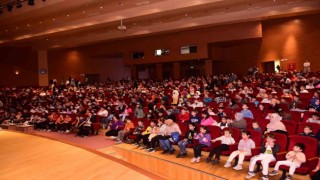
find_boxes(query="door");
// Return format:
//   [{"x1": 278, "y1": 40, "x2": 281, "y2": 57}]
[{"x1": 263, "y1": 61, "x2": 275, "y2": 73}]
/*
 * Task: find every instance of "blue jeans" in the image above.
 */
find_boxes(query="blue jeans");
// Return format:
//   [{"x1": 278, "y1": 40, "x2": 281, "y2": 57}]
[
  {"x1": 159, "y1": 139, "x2": 173, "y2": 151},
  {"x1": 178, "y1": 140, "x2": 189, "y2": 154}
]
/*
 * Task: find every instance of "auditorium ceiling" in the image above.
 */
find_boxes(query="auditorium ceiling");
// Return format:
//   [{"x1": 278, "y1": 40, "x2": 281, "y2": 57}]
[{"x1": 0, "y1": 0, "x2": 319, "y2": 49}]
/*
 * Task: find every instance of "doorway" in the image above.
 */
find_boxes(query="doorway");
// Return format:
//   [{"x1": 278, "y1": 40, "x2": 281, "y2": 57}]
[{"x1": 263, "y1": 61, "x2": 275, "y2": 73}]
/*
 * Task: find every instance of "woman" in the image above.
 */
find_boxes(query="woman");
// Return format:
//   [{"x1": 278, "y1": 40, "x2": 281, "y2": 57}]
[
  {"x1": 105, "y1": 116, "x2": 125, "y2": 137},
  {"x1": 265, "y1": 113, "x2": 287, "y2": 135},
  {"x1": 159, "y1": 119, "x2": 181, "y2": 154},
  {"x1": 229, "y1": 112, "x2": 247, "y2": 131}
]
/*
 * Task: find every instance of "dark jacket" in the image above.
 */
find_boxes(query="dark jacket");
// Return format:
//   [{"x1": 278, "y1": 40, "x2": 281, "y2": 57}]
[
  {"x1": 260, "y1": 143, "x2": 280, "y2": 159},
  {"x1": 184, "y1": 129, "x2": 198, "y2": 143}
]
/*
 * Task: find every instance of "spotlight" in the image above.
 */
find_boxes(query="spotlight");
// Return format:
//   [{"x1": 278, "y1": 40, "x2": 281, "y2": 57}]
[
  {"x1": 7, "y1": 4, "x2": 13, "y2": 12},
  {"x1": 28, "y1": 0, "x2": 35, "y2": 6},
  {"x1": 16, "y1": 3, "x2": 22, "y2": 8}
]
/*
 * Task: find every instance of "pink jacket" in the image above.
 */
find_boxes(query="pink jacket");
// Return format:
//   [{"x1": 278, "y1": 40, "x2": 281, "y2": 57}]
[{"x1": 201, "y1": 116, "x2": 215, "y2": 126}]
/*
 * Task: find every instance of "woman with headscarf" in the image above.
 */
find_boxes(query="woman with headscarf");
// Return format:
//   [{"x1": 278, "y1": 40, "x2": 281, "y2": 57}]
[
  {"x1": 229, "y1": 112, "x2": 247, "y2": 131},
  {"x1": 265, "y1": 113, "x2": 287, "y2": 135}
]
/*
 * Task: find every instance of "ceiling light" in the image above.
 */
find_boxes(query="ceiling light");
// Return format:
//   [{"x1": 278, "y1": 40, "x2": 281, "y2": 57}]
[
  {"x1": 67, "y1": 14, "x2": 70, "y2": 17},
  {"x1": 100, "y1": 6, "x2": 103, "y2": 9},
  {"x1": 7, "y1": 4, "x2": 13, "y2": 12},
  {"x1": 53, "y1": 18, "x2": 55, "y2": 21},
  {"x1": 39, "y1": 21, "x2": 42, "y2": 24},
  {"x1": 83, "y1": 11, "x2": 86, "y2": 13},
  {"x1": 5, "y1": 29, "x2": 8, "y2": 32},
  {"x1": 28, "y1": 0, "x2": 35, "y2": 6}
]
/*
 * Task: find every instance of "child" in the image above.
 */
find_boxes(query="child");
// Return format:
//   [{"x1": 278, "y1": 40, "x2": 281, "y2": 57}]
[
  {"x1": 241, "y1": 103, "x2": 254, "y2": 119},
  {"x1": 189, "y1": 110, "x2": 201, "y2": 124},
  {"x1": 176, "y1": 123, "x2": 197, "y2": 158},
  {"x1": 252, "y1": 121, "x2": 262, "y2": 133},
  {"x1": 117, "y1": 118, "x2": 134, "y2": 143},
  {"x1": 217, "y1": 116, "x2": 229, "y2": 129},
  {"x1": 299, "y1": 125, "x2": 316, "y2": 138},
  {"x1": 135, "y1": 121, "x2": 156, "y2": 146},
  {"x1": 307, "y1": 113, "x2": 320, "y2": 124},
  {"x1": 216, "y1": 107, "x2": 226, "y2": 119},
  {"x1": 130, "y1": 120, "x2": 145, "y2": 144},
  {"x1": 224, "y1": 130, "x2": 256, "y2": 170},
  {"x1": 269, "y1": 143, "x2": 306, "y2": 180},
  {"x1": 206, "y1": 129, "x2": 235, "y2": 164},
  {"x1": 191, "y1": 126, "x2": 211, "y2": 163},
  {"x1": 246, "y1": 133, "x2": 280, "y2": 180}
]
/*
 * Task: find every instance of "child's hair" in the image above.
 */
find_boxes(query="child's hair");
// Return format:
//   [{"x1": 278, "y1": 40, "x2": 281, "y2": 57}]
[
  {"x1": 252, "y1": 121, "x2": 259, "y2": 125},
  {"x1": 223, "y1": 129, "x2": 233, "y2": 134},
  {"x1": 150, "y1": 120, "x2": 157, "y2": 125},
  {"x1": 304, "y1": 125, "x2": 312, "y2": 130},
  {"x1": 221, "y1": 116, "x2": 227, "y2": 120},
  {"x1": 189, "y1": 122, "x2": 196, "y2": 127},
  {"x1": 266, "y1": 132, "x2": 276, "y2": 140},
  {"x1": 294, "y1": 143, "x2": 305, "y2": 152},
  {"x1": 200, "y1": 126, "x2": 210, "y2": 134},
  {"x1": 242, "y1": 130, "x2": 251, "y2": 136}
]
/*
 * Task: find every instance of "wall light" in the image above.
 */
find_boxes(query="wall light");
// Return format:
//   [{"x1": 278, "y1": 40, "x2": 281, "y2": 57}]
[{"x1": 15, "y1": 70, "x2": 19, "y2": 75}]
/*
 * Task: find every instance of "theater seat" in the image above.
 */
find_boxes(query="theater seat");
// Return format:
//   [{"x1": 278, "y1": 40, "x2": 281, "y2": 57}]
[
  {"x1": 282, "y1": 120, "x2": 297, "y2": 135},
  {"x1": 279, "y1": 135, "x2": 318, "y2": 178},
  {"x1": 297, "y1": 122, "x2": 320, "y2": 135}
]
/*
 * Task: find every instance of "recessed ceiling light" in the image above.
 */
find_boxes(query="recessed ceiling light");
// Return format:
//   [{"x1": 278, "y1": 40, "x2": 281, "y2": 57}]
[
  {"x1": 83, "y1": 11, "x2": 86, "y2": 14},
  {"x1": 67, "y1": 14, "x2": 70, "y2": 17},
  {"x1": 46, "y1": 38, "x2": 49, "y2": 41},
  {"x1": 27, "y1": 24, "x2": 31, "y2": 27},
  {"x1": 100, "y1": 6, "x2": 103, "y2": 9},
  {"x1": 39, "y1": 21, "x2": 42, "y2": 24},
  {"x1": 15, "y1": 27, "x2": 18, "y2": 30},
  {"x1": 5, "y1": 29, "x2": 8, "y2": 32},
  {"x1": 53, "y1": 18, "x2": 55, "y2": 21}
]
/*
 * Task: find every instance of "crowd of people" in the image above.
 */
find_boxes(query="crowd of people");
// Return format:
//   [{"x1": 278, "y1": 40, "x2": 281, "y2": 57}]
[{"x1": 1, "y1": 71, "x2": 320, "y2": 180}]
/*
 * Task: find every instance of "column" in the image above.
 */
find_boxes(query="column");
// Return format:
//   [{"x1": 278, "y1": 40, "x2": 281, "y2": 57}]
[
  {"x1": 38, "y1": 50, "x2": 49, "y2": 86},
  {"x1": 130, "y1": 65, "x2": 137, "y2": 80},
  {"x1": 205, "y1": 59, "x2": 213, "y2": 76},
  {"x1": 156, "y1": 63, "x2": 163, "y2": 80},
  {"x1": 173, "y1": 62, "x2": 180, "y2": 79}
]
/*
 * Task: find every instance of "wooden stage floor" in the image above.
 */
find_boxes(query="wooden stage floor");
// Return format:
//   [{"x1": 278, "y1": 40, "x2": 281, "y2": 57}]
[
  {"x1": 0, "y1": 130, "x2": 311, "y2": 180},
  {"x1": 0, "y1": 131, "x2": 163, "y2": 180}
]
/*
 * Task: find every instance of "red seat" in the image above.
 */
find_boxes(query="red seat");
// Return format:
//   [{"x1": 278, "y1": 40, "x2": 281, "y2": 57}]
[
  {"x1": 282, "y1": 120, "x2": 297, "y2": 135},
  {"x1": 279, "y1": 136, "x2": 318, "y2": 177},
  {"x1": 244, "y1": 117, "x2": 253, "y2": 130},
  {"x1": 255, "y1": 133, "x2": 288, "y2": 171},
  {"x1": 214, "y1": 127, "x2": 241, "y2": 156},
  {"x1": 297, "y1": 122, "x2": 320, "y2": 135},
  {"x1": 302, "y1": 112, "x2": 320, "y2": 122},
  {"x1": 288, "y1": 111, "x2": 302, "y2": 123},
  {"x1": 195, "y1": 125, "x2": 221, "y2": 152}
]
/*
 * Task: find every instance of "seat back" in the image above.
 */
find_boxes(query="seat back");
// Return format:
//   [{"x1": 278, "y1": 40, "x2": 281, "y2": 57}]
[
  {"x1": 223, "y1": 127, "x2": 241, "y2": 143},
  {"x1": 288, "y1": 135, "x2": 317, "y2": 159},
  {"x1": 282, "y1": 120, "x2": 297, "y2": 135},
  {"x1": 297, "y1": 122, "x2": 320, "y2": 135},
  {"x1": 207, "y1": 125, "x2": 221, "y2": 140},
  {"x1": 248, "y1": 130, "x2": 263, "y2": 147}
]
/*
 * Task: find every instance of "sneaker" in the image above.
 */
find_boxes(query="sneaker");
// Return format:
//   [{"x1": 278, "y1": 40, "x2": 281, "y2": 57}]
[
  {"x1": 161, "y1": 150, "x2": 169, "y2": 154},
  {"x1": 205, "y1": 158, "x2": 212, "y2": 163},
  {"x1": 191, "y1": 157, "x2": 196, "y2": 163},
  {"x1": 148, "y1": 148, "x2": 155, "y2": 153},
  {"x1": 233, "y1": 164, "x2": 243, "y2": 170},
  {"x1": 245, "y1": 172, "x2": 255, "y2": 179},
  {"x1": 133, "y1": 143, "x2": 140, "y2": 146},
  {"x1": 116, "y1": 141, "x2": 122, "y2": 144},
  {"x1": 224, "y1": 161, "x2": 232, "y2": 168},
  {"x1": 285, "y1": 175, "x2": 292, "y2": 180},
  {"x1": 180, "y1": 153, "x2": 187, "y2": 158},
  {"x1": 261, "y1": 175, "x2": 269, "y2": 180},
  {"x1": 65, "y1": 130, "x2": 70, "y2": 133},
  {"x1": 269, "y1": 170, "x2": 278, "y2": 176},
  {"x1": 195, "y1": 157, "x2": 200, "y2": 163},
  {"x1": 211, "y1": 159, "x2": 219, "y2": 165},
  {"x1": 169, "y1": 149, "x2": 175, "y2": 155},
  {"x1": 176, "y1": 153, "x2": 181, "y2": 158}
]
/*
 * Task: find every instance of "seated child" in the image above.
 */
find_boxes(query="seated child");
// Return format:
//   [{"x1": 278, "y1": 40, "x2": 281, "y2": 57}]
[
  {"x1": 299, "y1": 125, "x2": 316, "y2": 138},
  {"x1": 217, "y1": 116, "x2": 229, "y2": 129},
  {"x1": 224, "y1": 130, "x2": 256, "y2": 170},
  {"x1": 176, "y1": 123, "x2": 197, "y2": 158},
  {"x1": 206, "y1": 129, "x2": 235, "y2": 165},
  {"x1": 252, "y1": 121, "x2": 262, "y2": 133},
  {"x1": 191, "y1": 126, "x2": 211, "y2": 163},
  {"x1": 246, "y1": 133, "x2": 280, "y2": 180},
  {"x1": 269, "y1": 143, "x2": 306, "y2": 180}
]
